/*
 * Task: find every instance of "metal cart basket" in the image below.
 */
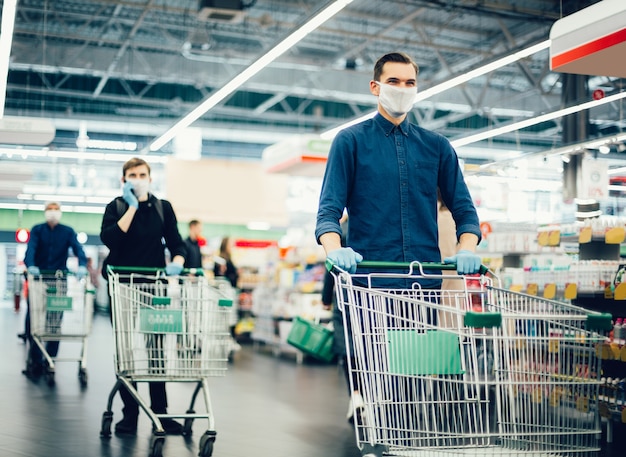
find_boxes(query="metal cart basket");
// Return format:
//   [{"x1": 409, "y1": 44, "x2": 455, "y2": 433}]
[
  {"x1": 27, "y1": 270, "x2": 94, "y2": 387},
  {"x1": 100, "y1": 267, "x2": 233, "y2": 457},
  {"x1": 331, "y1": 261, "x2": 612, "y2": 457}
]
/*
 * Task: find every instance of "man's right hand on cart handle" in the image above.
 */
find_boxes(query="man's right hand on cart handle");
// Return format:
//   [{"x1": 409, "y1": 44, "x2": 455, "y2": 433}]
[
  {"x1": 122, "y1": 180, "x2": 139, "y2": 209},
  {"x1": 327, "y1": 247, "x2": 363, "y2": 274},
  {"x1": 27, "y1": 266, "x2": 40, "y2": 276},
  {"x1": 444, "y1": 249, "x2": 482, "y2": 275}
]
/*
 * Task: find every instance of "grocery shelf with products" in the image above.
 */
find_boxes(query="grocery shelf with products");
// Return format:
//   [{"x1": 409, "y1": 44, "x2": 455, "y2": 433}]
[
  {"x1": 240, "y1": 242, "x2": 332, "y2": 362},
  {"x1": 480, "y1": 218, "x2": 626, "y2": 438},
  {"x1": 479, "y1": 218, "x2": 626, "y2": 301}
]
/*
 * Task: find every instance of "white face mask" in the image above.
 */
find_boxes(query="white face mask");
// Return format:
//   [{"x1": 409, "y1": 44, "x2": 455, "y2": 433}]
[
  {"x1": 45, "y1": 209, "x2": 62, "y2": 224},
  {"x1": 127, "y1": 178, "x2": 150, "y2": 199},
  {"x1": 376, "y1": 81, "x2": 417, "y2": 118}
]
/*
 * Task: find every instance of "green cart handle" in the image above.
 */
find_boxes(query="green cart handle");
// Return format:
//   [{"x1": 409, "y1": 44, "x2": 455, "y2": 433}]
[
  {"x1": 326, "y1": 259, "x2": 489, "y2": 276},
  {"x1": 106, "y1": 265, "x2": 204, "y2": 276}
]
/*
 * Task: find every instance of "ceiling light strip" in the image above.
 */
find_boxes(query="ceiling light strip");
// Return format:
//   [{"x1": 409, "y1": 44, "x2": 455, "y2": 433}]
[
  {"x1": 451, "y1": 90, "x2": 626, "y2": 148},
  {"x1": 321, "y1": 40, "x2": 550, "y2": 140},
  {"x1": 148, "y1": 0, "x2": 353, "y2": 153},
  {"x1": 0, "y1": 0, "x2": 18, "y2": 118}
]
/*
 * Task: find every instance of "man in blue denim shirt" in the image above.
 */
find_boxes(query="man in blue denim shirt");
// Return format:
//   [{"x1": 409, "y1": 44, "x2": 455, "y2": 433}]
[
  {"x1": 315, "y1": 52, "x2": 482, "y2": 452},
  {"x1": 22, "y1": 201, "x2": 88, "y2": 378},
  {"x1": 316, "y1": 52, "x2": 482, "y2": 281}
]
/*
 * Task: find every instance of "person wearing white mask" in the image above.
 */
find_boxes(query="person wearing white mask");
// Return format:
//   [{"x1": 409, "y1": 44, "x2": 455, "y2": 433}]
[
  {"x1": 315, "y1": 52, "x2": 482, "y2": 444},
  {"x1": 100, "y1": 157, "x2": 187, "y2": 436},
  {"x1": 22, "y1": 201, "x2": 88, "y2": 379}
]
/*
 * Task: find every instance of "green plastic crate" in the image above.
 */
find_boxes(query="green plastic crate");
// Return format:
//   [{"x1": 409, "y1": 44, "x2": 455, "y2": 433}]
[{"x1": 287, "y1": 316, "x2": 334, "y2": 362}]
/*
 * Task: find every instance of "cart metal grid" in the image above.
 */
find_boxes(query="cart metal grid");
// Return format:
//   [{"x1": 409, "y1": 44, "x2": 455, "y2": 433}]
[
  {"x1": 331, "y1": 261, "x2": 612, "y2": 457},
  {"x1": 100, "y1": 268, "x2": 233, "y2": 457},
  {"x1": 27, "y1": 270, "x2": 93, "y2": 387}
]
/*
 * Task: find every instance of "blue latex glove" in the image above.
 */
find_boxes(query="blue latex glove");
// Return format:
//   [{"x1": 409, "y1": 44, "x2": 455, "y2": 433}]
[
  {"x1": 165, "y1": 261, "x2": 184, "y2": 276},
  {"x1": 27, "y1": 266, "x2": 41, "y2": 276},
  {"x1": 444, "y1": 249, "x2": 482, "y2": 275},
  {"x1": 76, "y1": 265, "x2": 88, "y2": 280},
  {"x1": 122, "y1": 181, "x2": 138, "y2": 209},
  {"x1": 327, "y1": 247, "x2": 363, "y2": 274}
]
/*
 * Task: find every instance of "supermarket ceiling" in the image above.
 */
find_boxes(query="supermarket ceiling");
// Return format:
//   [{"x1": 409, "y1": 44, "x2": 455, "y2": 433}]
[{"x1": 2, "y1": 0, "x2": 626, "y2": 165}]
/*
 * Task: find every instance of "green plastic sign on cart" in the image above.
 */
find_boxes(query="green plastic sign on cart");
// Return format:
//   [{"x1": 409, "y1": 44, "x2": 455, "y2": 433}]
[
  {"x1": 387, "y1": 330, "x2": 464, "y2": 375},
  {"x1": 46, "y1": 296, "x2": 73, "y2": 311},
  {"x1": 139, "y1": 309, "x2": 183, "y2": 334}
]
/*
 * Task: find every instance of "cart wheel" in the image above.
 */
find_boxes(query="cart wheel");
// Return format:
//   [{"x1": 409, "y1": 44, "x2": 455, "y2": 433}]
[
  {"x1": 183, "y1": 409, "x2": 195, "y2": 436},
  {"x1": 45, "y1": 370, "x2": 55, "y2": 387},
  {"x1": 150, "y1": 437, "x2": 164, "y2": 457},
  {"x1": 100, "y1": 412, "x2": 113, "y2": 438},
  {"x1": 78, "y1": 367, "x2": 88, "y2": 387},
  {"x1": 198, "y1": 432, "x2": 215, "y2": 457}
]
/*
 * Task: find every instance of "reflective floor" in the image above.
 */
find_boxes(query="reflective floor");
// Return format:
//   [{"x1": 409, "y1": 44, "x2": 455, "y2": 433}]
[
  {"x1": 0, "y1": 299, "x2": 623, "y2": 457},
  {"x1": 0, "y1": 300, "x2": 360, "y2": 457}
]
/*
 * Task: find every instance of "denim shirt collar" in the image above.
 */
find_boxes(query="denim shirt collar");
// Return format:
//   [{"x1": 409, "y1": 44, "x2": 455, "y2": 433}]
[{"x1": 374, "y1": 113, "x2": 410, "y2": 137}]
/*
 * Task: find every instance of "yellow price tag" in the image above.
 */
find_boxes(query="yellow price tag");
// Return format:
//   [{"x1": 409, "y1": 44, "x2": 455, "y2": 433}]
[
  {"x1": 578, "y1": 226, "x2": 592, "y2": 243},
  {"x1": 605, "y1": 226, "x2": 625, "y2": 244},
  {"x1": 532, "y1": 388, "x2": 543, "y2": 404},
  {"x1": 620, "y1": 345, "x2": 626, "y2": 362},
  {"x1": 510, "y1": 284, "x2": 523, "y2": 292},
  {"x1": 615, "y1": 282, "x2": 626, "y2": 300},
  {"x1": 548, "y1": 340, "x2": 560, "y2": 353},
  {"x1": 576, "y1": 396, "x2": 589, "y2": 413},
  {"x1": 605, "y1": 285, "x2": 614, "y2": 299},
  {"x1": 537, "y1": 231, "x2": 549, "y2": 246},
  {"x1": 548, "y1": 230, "x2": 561, "y2": 246},
  {"x1": 596, "y1": 343, "x2": 612, "y2": 360},
  {"x1": 543, "y1": 283, "x2": 556, "y2": 299},
  {"x1": 564, "y1": 283, "x2": 577, "y2": 300},
  {"x1": 526, "y1": 283, "x2": 538, "y2": 296},
  {"x1": 549, "y1": 388, "x2": 562, "y2": 407}
]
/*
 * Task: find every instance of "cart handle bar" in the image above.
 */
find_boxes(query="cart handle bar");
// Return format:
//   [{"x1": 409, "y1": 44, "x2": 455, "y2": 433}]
[
  {"x1": 106, "y1": 265, "x2": 204, "y2": 276},
  {"x1": 326, "y1": 259, "x2": 489, "y2": 276}
]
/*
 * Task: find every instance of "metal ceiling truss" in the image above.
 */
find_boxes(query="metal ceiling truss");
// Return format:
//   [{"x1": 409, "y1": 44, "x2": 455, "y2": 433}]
[{"x1": 3, "y1": 0, "x2": 624, "y2": 157}]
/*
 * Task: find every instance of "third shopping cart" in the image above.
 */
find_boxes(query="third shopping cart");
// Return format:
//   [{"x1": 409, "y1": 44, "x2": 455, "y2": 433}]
[
  {"x1": 26, "y1": 269, "x2": 94, "y2": 387},
  {"x1": 100, "y1": 267, "x2": 233, "y2": 457},
  {"x1": 330, "y1": 260, "x2": 613, "y2": 457}
]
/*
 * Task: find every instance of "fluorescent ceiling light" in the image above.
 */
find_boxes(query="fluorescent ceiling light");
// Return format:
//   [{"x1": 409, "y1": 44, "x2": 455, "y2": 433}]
[
  {"x1": 478, "y1": 132, "x2": 626, "y2": 171},
  {"x1": 148, "y1": 0, "x2": 353, "y2": 152},
  {"x1": 452, "y1": 90, "x2": 626, "y2": 148},
  {"x1": 0, "y1": 0, "x2": 17, "y2": 118},
  {"x1": 321, "y1": 40, "x2": 550, "y2": 140}
]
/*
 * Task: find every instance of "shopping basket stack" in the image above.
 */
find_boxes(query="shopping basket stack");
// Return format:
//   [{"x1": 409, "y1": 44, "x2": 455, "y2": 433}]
[
  {"x1": 26, "y1": 270, "x2": 94, "y2": 387},
  {"x1": 100, "y1": 267, "x2": 233, "y2": 457},
  {"x1": 331, "y1": 260, "x2": 612, "y2": 457}
]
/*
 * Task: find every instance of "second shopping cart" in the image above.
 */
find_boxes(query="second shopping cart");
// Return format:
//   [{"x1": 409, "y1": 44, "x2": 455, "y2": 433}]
[{"x1": 100, "y1": 267, "x2": 233, "y2": 457}]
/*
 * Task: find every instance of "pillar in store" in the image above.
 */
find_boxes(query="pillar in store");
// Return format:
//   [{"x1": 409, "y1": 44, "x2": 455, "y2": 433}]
[{"x1": 561, "y1": 73, "x2": 589, "y2": 202}]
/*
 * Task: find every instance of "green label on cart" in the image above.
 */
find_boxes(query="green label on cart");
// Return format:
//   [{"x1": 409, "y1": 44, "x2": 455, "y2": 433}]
[
  {"x1": 139, "y1": 309, "x2": 183, "y2": 334},
  {"x1": 46, "y1": 296, "x2": 73, "y2": 311},
  {"x1": 387, "y1": 330, "x2": 464, "y2": 375}
]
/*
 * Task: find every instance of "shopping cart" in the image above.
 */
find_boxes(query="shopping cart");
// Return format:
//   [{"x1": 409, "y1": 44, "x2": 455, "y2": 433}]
[
  {"x1": 26, "y1": 269, "x2": 94, "y2": 387},
  {"x1": 330, "y1": 260, "x2": 612, "y2": 457},
  {"x1": 100, "y1": 267, "x2": 233, "y2": 457}
]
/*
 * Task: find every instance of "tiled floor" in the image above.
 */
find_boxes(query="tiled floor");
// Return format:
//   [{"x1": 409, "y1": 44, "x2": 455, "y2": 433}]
[{"x1": 1, "y1": 299, "x2": 624, "y2": 457}]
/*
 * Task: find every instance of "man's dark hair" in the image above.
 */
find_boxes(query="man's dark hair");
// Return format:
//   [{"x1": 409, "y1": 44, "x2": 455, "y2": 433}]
[
  {"x1": 122, "y1": 157, "x2": 151, "y2": 177},
  {"x1": 373, "y1": 52, "x2": 419, "y2": 81},
  {"x1": 189, "y1": 219, "x2": 200, "y2": 228}
]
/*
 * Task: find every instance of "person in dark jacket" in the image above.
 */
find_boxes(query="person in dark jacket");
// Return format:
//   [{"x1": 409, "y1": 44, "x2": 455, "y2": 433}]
[
  {"x1": 183, "y1": 219, "x2": 203, "y2": 269},
  {"x1": 100, "y1": 157, "x2": 186, "y2": 436},
  {"x1": 22, "y1": 201, "x2": 88, "y2": 378}
]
